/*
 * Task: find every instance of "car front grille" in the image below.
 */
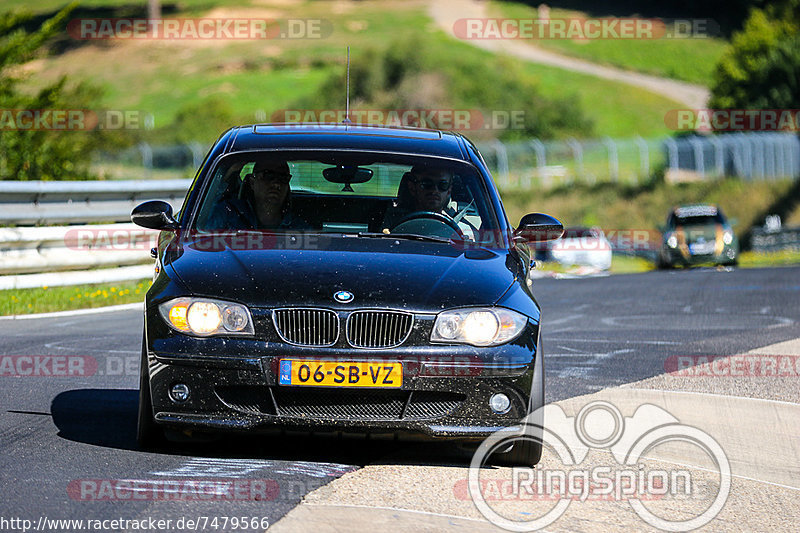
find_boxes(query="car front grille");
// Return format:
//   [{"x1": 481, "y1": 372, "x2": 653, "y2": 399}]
[
  {"x1": 273, "y1": 308, "x2": 339, "y2": 346},
  {"x1": 404, "y1": 391, "x2": 466, "y2": 420},
  {"x1": 273, "y1": 388, "x2": 407, "y2": 420},
  {"x1": 215, "y1": 386, "x2": 465, "y2": 421},
  {"x1": 346, "y1": 310, "x2": 414, "y2": 348},
  {"x1": 270, "y1": 308, "x2": 414, "y2": 348}
]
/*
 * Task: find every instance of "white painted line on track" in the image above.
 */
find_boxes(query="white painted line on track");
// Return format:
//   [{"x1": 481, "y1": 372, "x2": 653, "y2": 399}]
[
  {"x1": 0, "y1": 302, "x2": 142, "y2": 321},
  {"x1": 302, "y1": 503, "x2": 491, "y2": 523},
  {"x1": 619, "y1": 386, "x2": 800, "y2": 408}
]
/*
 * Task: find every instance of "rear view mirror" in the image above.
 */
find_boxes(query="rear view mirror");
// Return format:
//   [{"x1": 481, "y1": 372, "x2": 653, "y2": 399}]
[
  {"x1": 514, "y1": 213, "x2": 564, "y2": 243},
  {"x1": 131, "y1": 200, "x2": 179, "y2": 230},
  {"x1": 323, "y1": 165, "x2": 373, "y2": 192}
]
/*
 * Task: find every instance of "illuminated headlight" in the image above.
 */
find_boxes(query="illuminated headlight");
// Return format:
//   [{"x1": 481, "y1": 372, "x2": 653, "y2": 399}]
[
  {"x1": 722, "y1": 230, "x2": 734, "y2": 245},
  {"x1": 158, "y1": 298, "x2": 254, "y2": 336},
  {"x1": 666, "y1": 234, "x2": 678, "y2": 248},
  {"x1": 432, "y1": 307, "x2": 528, "y2": 346}
]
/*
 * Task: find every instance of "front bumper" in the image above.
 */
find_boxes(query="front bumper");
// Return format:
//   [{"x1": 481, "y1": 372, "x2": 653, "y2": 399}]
[
  {"x1": 145, "y1": 321, "x2": 540, "y2": 441},
  {"x1": 660, "y1": 244, "x2": 737, "y2": 266}
]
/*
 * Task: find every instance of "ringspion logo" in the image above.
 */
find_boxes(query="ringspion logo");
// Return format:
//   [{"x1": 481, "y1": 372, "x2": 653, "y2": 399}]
[{"x1": 468, "y1": 400, "x2": 730, "y2": 531}]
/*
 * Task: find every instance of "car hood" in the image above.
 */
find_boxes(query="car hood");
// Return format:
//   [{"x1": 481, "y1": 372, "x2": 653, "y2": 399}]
[{"x1": 165, "y1": 236, "x2": 519, "y2": 311}]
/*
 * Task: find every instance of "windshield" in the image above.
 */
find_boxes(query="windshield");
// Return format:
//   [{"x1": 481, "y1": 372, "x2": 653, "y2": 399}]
[
  {"x1": 672, "y1": 214, "x2": 724, "y2": 227},
  {"x1": 192, "y1": 151, "x2": 502, "y2": 245}
]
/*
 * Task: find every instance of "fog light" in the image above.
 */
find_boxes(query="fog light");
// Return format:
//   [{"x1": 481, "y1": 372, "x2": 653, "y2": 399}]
[
  {"x1": 489, "y1": 393, "x2": 511, "y2": 414},
  {"x1": 170, "y1": 383, "x2": 190, "y2": 403}
]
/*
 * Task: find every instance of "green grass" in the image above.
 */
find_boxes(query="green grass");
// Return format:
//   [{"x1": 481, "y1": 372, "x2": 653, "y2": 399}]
[
  {"x1": 609, "y1": 254, "x2": 654, "y2": 273},
  {"x1": 2, "y1": 0, "x2": 251, "y2": 14},
  {"x1": 500, "y1": 178, "x2": 796, "y2": 241},
  {"x1": 739, "y1": 250, "x2": 800, "y2": 269},
  {"x1": 490, "y1": 1, "x2": 728, "y2": 86},
  {"x1": 0, "y1": 279, "x2": 148, "y2": 316},
  {"x1": 536, "y1": 254, "x2": 653, "y2": 275},
  {"x1": 17, "y1": 0, "x2": 684, "y2": 140}
]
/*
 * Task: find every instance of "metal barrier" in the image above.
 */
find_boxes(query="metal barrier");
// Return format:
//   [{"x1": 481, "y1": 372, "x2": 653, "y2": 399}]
[
  {"x1": 750, "y1": 226, "x2": 800, "y2": 253},
  {"x1": 0, "y1": 179, "x2": 191, "y2": 226},
  {"x1": 479, "y1": 132, "x2": 800, "y2": 188},
  {"x1": 0, "y1": 223, "x2": 159, "y2": 290},
  {"x1": 0, "y1": 180, "x2": 189, "y2": 289}
]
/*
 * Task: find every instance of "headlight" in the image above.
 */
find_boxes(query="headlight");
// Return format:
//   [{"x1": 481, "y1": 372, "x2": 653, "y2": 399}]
[
  {"x1": 158, "y1": 298, "x2": 254, "y2": 336},
  {"x1": 666, "y1": 234, "x2": 678, "y2": 248},
  {"x1": 722, "y1": 230, "x2": 734, "y2": 245},
  {"x1": 431, "y1": 307, "x2": 528, "y2": 346}
]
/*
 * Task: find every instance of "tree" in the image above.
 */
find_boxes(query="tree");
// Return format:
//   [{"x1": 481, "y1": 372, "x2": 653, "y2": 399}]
[
  {"x1": 0, "y1": 3, "x2": 107, "y2": 180},
  {"x1": 709, "y1": 4, "x2": 800, "y2": 110}
]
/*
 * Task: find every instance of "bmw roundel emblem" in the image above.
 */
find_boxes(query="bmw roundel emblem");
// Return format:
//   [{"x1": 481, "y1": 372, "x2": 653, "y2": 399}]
[{"x1": 334, "y1": 290, "x2": 354, "y2": 303}]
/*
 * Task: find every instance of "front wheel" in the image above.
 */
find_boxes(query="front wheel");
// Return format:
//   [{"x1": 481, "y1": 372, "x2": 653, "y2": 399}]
[
  {"x1": 492, "y1": 435, "x2": 543, "y2": 466},
  {"x1": 137, "y1": 337, "x2": 164, "y2": 449}
]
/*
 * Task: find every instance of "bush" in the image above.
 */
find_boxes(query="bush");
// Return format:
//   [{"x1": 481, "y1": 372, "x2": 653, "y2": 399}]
[
  {"x1": 290, "y1": 37, "x2": 594, "y2": 141},
  {"x1": 710, "y1": 5, "x2": 800, "y2": 110},
  {"x1": 0, "y1": 3, "x2": 111, "y2": 180}
]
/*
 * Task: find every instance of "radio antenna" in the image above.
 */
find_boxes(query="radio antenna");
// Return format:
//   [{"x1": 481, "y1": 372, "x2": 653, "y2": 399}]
[{"x1": 343, "y1": 46, "x2": 352, "y2": 125}]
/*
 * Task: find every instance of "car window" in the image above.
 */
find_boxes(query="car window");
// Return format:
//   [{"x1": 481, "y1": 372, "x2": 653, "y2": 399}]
[
  {"x1": 192, "y1": 151, "x2": 501, "y2": 244},
  {"x1": 675, "y1": 214, "x2": 724, "y2": 226}
]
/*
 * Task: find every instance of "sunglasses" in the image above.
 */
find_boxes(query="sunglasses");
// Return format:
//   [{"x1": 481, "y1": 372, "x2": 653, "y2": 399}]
[
  {"x1": 253, "y1": 170, "x2": 291, "y2": 185},
  {"x1": 415, "y1": 178, "x2": 451, "y2": 192}
]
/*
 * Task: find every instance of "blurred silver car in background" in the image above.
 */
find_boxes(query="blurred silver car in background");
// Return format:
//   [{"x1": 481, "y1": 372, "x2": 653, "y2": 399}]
[{"x1": 548, "y1": 227, "x2": 613, "y2": 272}]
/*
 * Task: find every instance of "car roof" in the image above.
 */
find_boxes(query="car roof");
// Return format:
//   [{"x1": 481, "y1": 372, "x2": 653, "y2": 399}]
[
  {"x1": 224, "y1": 123, "x2": 469, "y2": 160},
  {"x1": 673, "y1": 204, "x2": 719, "y2": 217}
]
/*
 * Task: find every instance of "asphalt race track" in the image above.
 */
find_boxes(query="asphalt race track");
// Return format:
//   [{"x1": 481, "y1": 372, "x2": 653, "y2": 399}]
[{"x1": 1, "y1": 266, "x2": 799, "y2": 531}]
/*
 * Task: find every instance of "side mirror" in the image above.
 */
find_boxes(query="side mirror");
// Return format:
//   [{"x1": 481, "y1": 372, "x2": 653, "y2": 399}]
[
  {"x1": 513, "y1": 213, "x2": 564, "y2": 243},
  {"x1": 131, "y1": 200, "x2": 179, "y2": 230}
]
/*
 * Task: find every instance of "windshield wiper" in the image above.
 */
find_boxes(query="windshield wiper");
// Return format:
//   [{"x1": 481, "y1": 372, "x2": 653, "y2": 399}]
[{"x1": 357, "y1": 232, "x2": 454, "y2": 244}]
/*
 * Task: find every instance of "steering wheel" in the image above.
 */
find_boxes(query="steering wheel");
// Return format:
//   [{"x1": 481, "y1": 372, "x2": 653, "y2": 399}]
[{"x1": 391, "y1": 211, "x2": 465, "y2": 239}]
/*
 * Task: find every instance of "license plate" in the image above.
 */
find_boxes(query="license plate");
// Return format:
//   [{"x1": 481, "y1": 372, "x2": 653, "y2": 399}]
[
  {"x1": 689, "y1": 242, "x2": 714, "y2": 255},
  {"x1": 278, "y1": 360, "x2": 402, "y2": 388}
]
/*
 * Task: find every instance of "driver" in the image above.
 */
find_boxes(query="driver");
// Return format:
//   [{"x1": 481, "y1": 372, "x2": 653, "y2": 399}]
[
  {"x1": 381, "y1": 165, "x2": 475, "y2": 239},
  {"x1": 207, "y1": 160, "x2": 310, "y2": 230}
]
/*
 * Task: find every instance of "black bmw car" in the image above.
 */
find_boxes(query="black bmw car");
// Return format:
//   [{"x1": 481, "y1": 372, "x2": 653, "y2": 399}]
[{"x1": 131, "y1": 123, "x2": 563, "y2": 465}]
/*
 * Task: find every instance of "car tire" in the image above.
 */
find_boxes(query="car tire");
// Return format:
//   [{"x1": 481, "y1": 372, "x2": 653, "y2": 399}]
[
  {"x1": 491, "y1": 435, "x2": 543, "y2": 467},
  {"x1": 137, "y1": 336, "x2": 165, "y2": 450}
]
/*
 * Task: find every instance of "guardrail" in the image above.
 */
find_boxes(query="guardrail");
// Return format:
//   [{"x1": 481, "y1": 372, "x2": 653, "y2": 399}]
[
  {"x1": 749, "y1": 225, "x2": 800, "y2": 253},
  {"x1": 0, "y1": 223, "x2": 160, "y2": 290},
  {"x1": 0, "y1": 179, "x2": 189, "y2": 290},
  {"x1": 0, "y1": 179, "x2": 191, "y2": 226}
]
